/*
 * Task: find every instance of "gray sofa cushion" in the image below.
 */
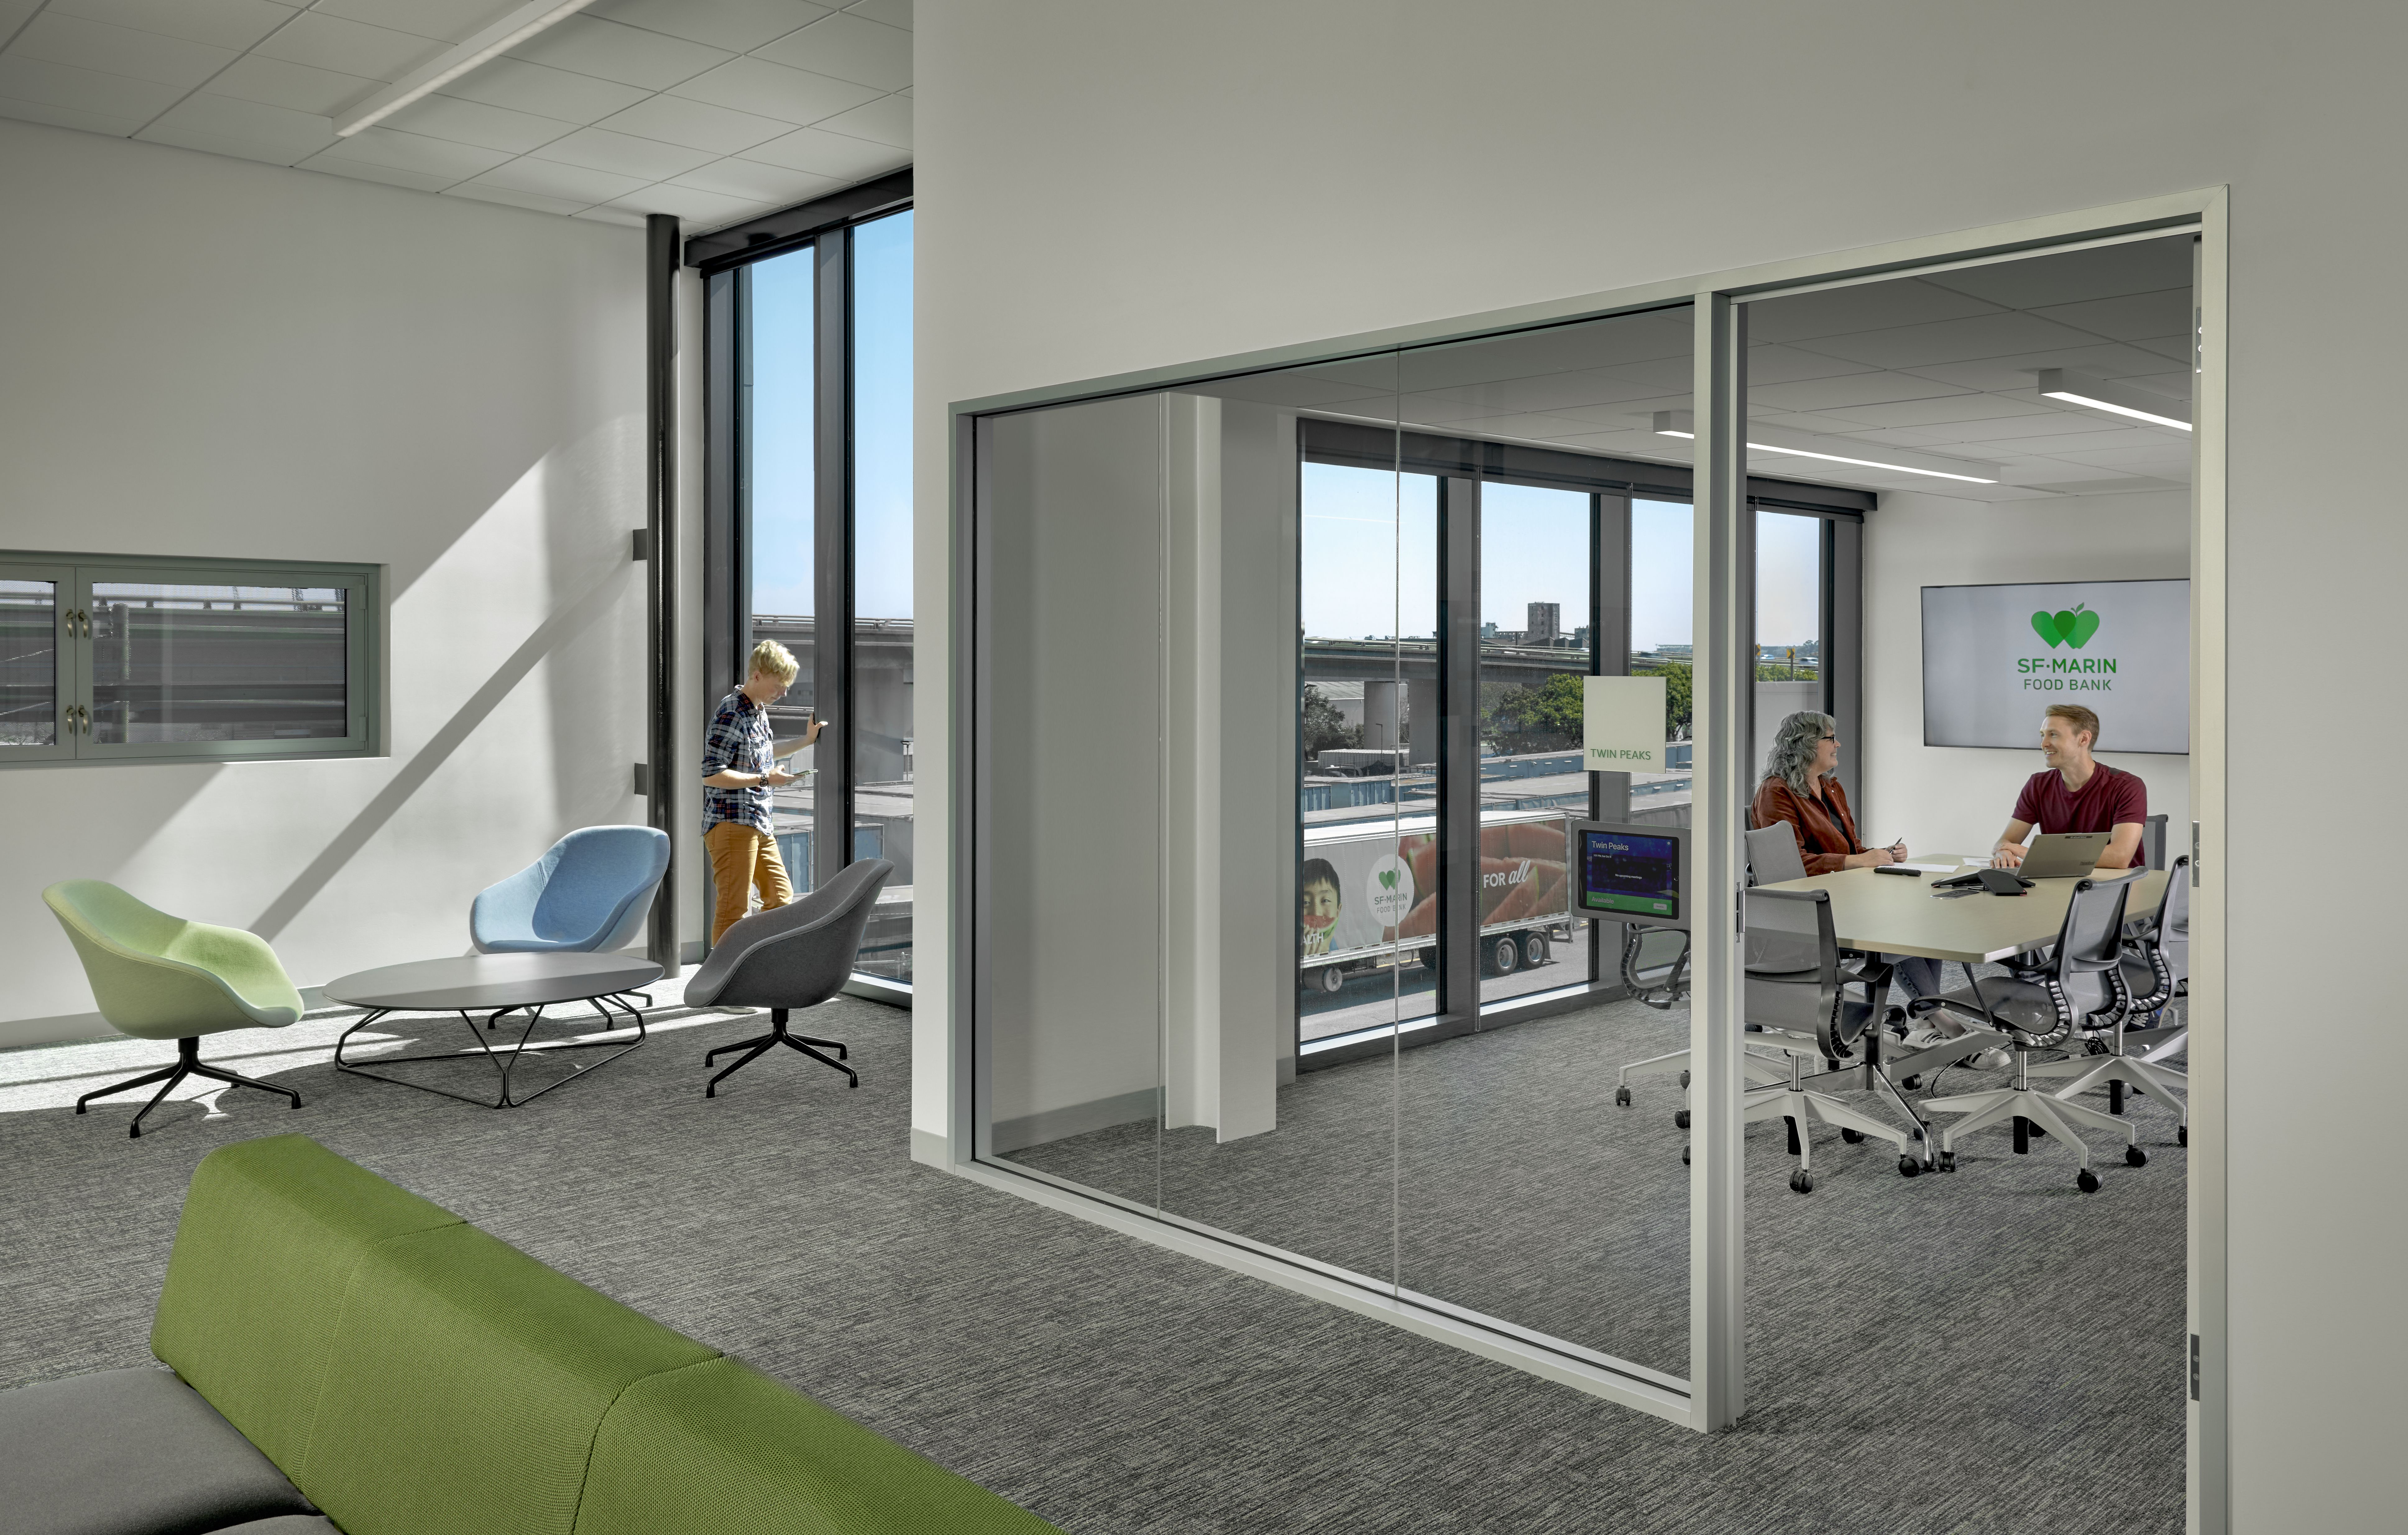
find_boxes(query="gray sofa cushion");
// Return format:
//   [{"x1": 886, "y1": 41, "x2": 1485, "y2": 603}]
[{"x1": 0, "y1": 1367, "x2": 314, "y2": 1535}]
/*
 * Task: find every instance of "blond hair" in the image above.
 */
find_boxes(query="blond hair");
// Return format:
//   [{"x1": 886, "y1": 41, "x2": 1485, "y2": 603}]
[
  {"x1": 748, "y1": 638, "x2": 799, "y2": 684},
  {"x1": 2045, "y1": 703, "x2": 2100, "y2": 748}
]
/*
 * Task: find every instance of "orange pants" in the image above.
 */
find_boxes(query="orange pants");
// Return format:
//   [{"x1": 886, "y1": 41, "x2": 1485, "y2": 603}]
[{"x1": 705, "y1": 821, "x2": 793, "y2": 944}]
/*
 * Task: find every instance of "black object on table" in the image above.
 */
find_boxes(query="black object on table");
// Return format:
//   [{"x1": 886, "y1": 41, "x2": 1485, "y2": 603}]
[{"x1": 324, "y1": 953, "x2": 662, "y2": 1108}]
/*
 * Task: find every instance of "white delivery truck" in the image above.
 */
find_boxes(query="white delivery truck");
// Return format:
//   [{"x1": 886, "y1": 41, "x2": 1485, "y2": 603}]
[{"x1": 1298, "y1": 808, "x2": 1577, "y2": 995}]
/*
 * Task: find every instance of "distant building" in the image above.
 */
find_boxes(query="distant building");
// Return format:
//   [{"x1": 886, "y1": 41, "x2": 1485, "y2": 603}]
[{"x1": 1526, "y1": 602, "x2": 1560, "y2": 646}]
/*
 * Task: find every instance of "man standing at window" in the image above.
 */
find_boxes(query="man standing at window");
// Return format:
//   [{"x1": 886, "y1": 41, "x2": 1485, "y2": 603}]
[
  {"x1": 1991, "y1": 703, "x2": 2148, "y2": 870},
  {"x1": 701, "y1": 640, "x2": 823, "y2": 944}
]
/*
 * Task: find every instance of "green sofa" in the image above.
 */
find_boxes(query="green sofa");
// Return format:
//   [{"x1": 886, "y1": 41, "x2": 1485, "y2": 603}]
[{"x1": 2, "y1": 1135, "x2": 1060, "y2": 1535}]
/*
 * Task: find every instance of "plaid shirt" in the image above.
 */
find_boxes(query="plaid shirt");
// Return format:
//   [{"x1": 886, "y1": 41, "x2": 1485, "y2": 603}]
[{"x1": 701, "y1": 689, "x2": 777, "y2": 833}]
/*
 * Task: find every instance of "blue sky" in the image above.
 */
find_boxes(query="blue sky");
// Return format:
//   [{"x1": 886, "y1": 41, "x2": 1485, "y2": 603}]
[
  {"x1": 1300, "y1": 465, "x2": 1821, "y2": 649},
  {"x1": 747, "y1": 210, "x2": 913, "y2": 622}
]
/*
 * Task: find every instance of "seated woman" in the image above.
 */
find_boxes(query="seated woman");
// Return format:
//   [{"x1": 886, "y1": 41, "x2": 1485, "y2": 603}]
[{"x1": 1751, "y1": 710, "x2": 1943, "y2": 1001}]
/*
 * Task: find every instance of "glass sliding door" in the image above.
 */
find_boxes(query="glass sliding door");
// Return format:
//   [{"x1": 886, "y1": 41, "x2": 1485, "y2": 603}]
[
  {"x1": 1752, "y1": 508, "x2": 1825, "y2": 802},
  {"x1": 850, "y1": 209, "x2": 914, "y2": 981}
]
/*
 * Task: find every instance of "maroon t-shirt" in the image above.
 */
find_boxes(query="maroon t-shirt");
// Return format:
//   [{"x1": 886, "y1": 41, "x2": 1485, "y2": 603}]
[{"x1": 2012, "y1": 763, "x2": 2148, "y2": 868}]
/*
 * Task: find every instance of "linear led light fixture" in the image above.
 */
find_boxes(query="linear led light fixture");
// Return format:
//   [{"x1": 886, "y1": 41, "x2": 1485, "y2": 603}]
[
  {"x1": 333, "y1": 0, "x2": 601, "y2": 138},
  {"x1": 1650, "y1": 411, "x2": 1998, "y2": 485},
  {"x1": 2036, "y1": 368, "x2": 2193, "y2": 431}
]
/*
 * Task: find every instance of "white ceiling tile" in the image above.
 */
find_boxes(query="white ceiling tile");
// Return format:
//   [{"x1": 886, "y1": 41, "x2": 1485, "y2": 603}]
[
  {"x1": 1743, "y1": 343, "x2": 1882, "y2": 387},
  {"x1": 752, "y1": 12, "x2": 908, "y2": 91},
  {"x1": 667, "y1": 53, "x2": 876, "y2": 122},
  {"x1": 323, "y1": 123, "x2": 509, "y2": 178},
  {"x1": 295, "y1": 150, "x2": 453, "y2": 190},
  {"x1": 532, "y1": 123, "x2": 716, "y2": 178},
  {"x1": 433, "y1": 56, "x2": 649, "y2": 122},
  {"x1": 468, "y1": 154, "x2": 650, "y2": 202},
  {"x1": 571, "y1": 202, "x2": 648, "y2": 227},
  {"x1": 314, "y1": 0, "x2": 507, "y2": 44},
  {"x1": 444, "y1": 179, "x2": 590, "y2": 216},
  {"x1": 139, "y1": 90, "x2": 333, "y2": 163},
  {"x1": 1818, "y1": 393, "x2": 2064, "y2": 430},
  {"x1": 669, "y1": 155, "x2": 839, "y2": 202},
  {"x1": 593, "y1": 91, "x2": 792, "y2": 152},
  {"x1": 2027, "y1": 288, "x2": 2194, "y2": 344},
  {"x1": 607, "y1": 181, "x2": 760, "y2": 222},
  {"x1": 1746, "y1": 278, "x2": 2003, "y2": 345},
  {"x1": 808, "y1": 91, "x2": 905, "y2": 147},
  {"x1": 382, "y1": 92, "x2": 575, "y2": 153},
  {"x1": 0, "y1": 0, "x2": 43, "y2": 37},
  {"x1": 844, "y1": 0, "x2": 909, "y2": 29},
  {"x1": 0, "y1": 92, "x2": 149, "y2": 135},
  {"x1": 47, "y1": 0, "x2": 294, "y2": 52},
  {"x1": 505, "y1": 15, "x2": 729, "y2": 90},
  {"x1": 1921, "y1": 237, "x2": 2193, "y2": 309},
  {"x1": 9, "y1": 11, "x2": 238, "y2": 89},
  {"x1": 254, "y1": 11, "x2": 443, "y2": 80},
  {"x1": 0, "y1": 53, "x2": 183, "y2": 118},
  {"x1": 1749, "y1": 371, "x2": 1974, "y2": 413},
  {"x1": 1784, "y1": 311, "x2": 2103, "y2": 371},
  {"x1": 586, "y1": 0, "x2": 830, "y2": 53},
  {"x1": 737, "y1": 122, "x2": 904, "y2": 177},
  {"x1": 207, "y1": 53, "x2": 379, "y2": 114}
]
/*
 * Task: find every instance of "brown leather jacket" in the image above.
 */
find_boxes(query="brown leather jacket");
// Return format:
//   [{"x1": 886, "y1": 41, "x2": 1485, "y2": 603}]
[{"x1": 1751, "y1": 774, "x2": 1863, "y2": 876}]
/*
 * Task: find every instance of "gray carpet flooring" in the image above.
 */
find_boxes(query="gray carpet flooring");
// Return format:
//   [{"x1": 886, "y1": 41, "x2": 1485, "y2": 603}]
[{"x1": 1, "y1": 995, "x2": 2185, "y2": 1534}]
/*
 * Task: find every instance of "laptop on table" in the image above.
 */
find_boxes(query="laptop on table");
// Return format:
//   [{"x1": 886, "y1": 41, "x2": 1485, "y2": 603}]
[{"x1": 2015, "y1": 831, "x2": 2116, "y2": 878}]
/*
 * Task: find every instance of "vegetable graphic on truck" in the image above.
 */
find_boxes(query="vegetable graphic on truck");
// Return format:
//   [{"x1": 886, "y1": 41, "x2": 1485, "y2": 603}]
[{"x1": 1298, "y1": 810, "x2": 1574, "y2": 994}]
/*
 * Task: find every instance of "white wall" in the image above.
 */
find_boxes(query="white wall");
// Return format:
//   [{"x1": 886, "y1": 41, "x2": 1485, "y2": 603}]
[
  {"x1": 0, "y1": 121, "x2": 700, "y2": 1046},
  {"x1": 914, "y1": 1, "x2": 2408, "y2": 1524},
  {"x1": 1862, "y1": 489, "x2": 2190, "y2": 860}
]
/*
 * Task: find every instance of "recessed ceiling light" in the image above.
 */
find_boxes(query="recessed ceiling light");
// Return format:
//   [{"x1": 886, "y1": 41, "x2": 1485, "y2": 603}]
[
  {"x1": 1650, "y1": 411, "x2": 1999, "y2": 485},
  {"x1": 334, "y1": 1, "x2": 602, "y2": 139},
  {"x1": 2036, "y1": 368, "x2": 2192, "y2": 432}
]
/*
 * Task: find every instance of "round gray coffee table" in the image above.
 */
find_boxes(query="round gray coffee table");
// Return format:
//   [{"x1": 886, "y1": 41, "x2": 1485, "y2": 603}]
[{"x1": 325, "y1": 953, "x2": 663, "y2": 1109}]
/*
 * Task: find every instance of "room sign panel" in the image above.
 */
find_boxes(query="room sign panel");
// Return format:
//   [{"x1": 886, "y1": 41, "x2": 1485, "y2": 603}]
[
  {"x1": 1583, "y1": 674, "x2": 1667, "y2": 772},
  {"x1": 1921, "y1": 578, "x2": 2190, "y2": 755}
]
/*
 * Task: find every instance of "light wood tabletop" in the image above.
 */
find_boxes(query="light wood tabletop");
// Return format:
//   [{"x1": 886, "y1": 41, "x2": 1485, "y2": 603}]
[{"x1": 1758, "y1": 854, "x2": 2168, "y2": 964}]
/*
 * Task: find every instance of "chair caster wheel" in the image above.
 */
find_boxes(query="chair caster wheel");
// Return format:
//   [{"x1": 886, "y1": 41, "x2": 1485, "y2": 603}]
[
  {"x1": 2177, "y1": 1125, "x2": 2188, "y2": 1147},
  {"x1": 1937, "y1": 1151, "x2": 1955, "y2": 1173},
  {"x1": 1788, "y1": 1169, "x2": 1813, "y2": 1194},
  {"x1": 1898, "y1": 1156, "x2": 1922, "y2": 1178},
  {"x1": 1678, "y1": 1069, "x2": 1691, "y2": 1088},
  {"x1": 2125, "y1": 1145, "x2": 2148, "y2": 1168},
  {"x1": 1681, "y1": 1146, "x2": 1690, "y2": 1166},
  {"x1": 1840, "y1": 1128, "x2": 1864, "y2": 1144},
  {"x1": 1901, "y1": 1074, "x2": 1920, "y2": 1091},
  {"x1": 1614, "y1": 1086, "x2": 1631, "y2": 1107},
  {"x1": 2077, "y1": 1168, "x2": 2102, "y2": 1193},
  {"x1": 1673, "y1": 1109, "x2": 1690, "y2": 1130},
  {"x1": 128, "y1": 1125, "x2": 141, "y2": 1140}
]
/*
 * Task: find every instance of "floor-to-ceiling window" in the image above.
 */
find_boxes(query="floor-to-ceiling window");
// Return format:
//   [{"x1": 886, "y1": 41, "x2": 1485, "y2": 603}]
[{"x1": 702, "y1": 186, "x2": 914, "y2": 992}]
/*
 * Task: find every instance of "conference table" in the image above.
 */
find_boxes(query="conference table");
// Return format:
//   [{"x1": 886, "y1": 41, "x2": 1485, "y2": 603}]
[{"x1": 1757, "y1": 852, "x2": 2168, "y2": 1092}]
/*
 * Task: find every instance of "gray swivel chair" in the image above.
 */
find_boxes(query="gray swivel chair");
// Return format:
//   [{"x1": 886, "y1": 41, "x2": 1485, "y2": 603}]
[
  {"x1": 2026, "y1": 854, "x2": 2190, "y2": 1143},
  {"x1": 685, "y1": 859, "x2": 893, "y2": 1098},
  {"x1": 1919, "y1": 873, "x2": 2148, "y2": 1191},
  {"x1": 1738, "y1": 886, "x2": 1925, "y2": 1191},
  {"x1": 1744, "y1": 822, "x2": 1808, "y2": 885},
  {"x1": 1611, "y1": 825, "x2": 1799, "y2": 1107}
]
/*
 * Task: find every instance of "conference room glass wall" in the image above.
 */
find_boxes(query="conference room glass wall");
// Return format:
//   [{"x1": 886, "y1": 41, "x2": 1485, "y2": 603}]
[
  {"x1": 967, "y1": 306, "x2": 1872, "y2": 1399},
  {"x1": 702, "y1": 204, "x2": 915, "y2": 990}
]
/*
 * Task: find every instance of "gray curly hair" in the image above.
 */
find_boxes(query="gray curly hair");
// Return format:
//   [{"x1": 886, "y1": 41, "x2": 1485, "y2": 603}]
[{"x1": 1764, "y1": 710, "x2": 1837, "y2": 796}]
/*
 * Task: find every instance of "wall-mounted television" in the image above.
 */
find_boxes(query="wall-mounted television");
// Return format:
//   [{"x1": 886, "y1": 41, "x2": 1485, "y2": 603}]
[{"x1": 1921, "y1": 578, "x2": 2190, "y2": 755}]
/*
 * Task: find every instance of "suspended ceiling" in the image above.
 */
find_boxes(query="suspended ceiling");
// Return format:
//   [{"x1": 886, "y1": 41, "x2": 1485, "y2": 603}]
[{"x1": 0, "y1": 0, "x2": 910, "y2": 230}]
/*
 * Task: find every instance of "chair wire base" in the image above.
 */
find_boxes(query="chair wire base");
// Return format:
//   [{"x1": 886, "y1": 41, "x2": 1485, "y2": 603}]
[
  {"x1": 704, "y1": 1007, "x2": 856, "y2": 1097},
  {"x1": 1925, "y1": 1048, "x2": 2142, "y2": 1180},
  {"x1": 76, "y1": 1036, "x2": 303, "y2": 1139},
  {"x1": 335, "y1": 994, "x2": 647, "y2": 1109}
]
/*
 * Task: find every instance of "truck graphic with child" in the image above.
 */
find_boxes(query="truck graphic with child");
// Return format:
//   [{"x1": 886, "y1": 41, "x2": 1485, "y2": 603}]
[{"x1": 1298, "y1": 809, "x2": 1577, "y2": 995}]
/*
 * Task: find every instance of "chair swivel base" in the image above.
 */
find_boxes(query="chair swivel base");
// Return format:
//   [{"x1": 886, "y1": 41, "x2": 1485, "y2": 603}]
[
  {"x1": 76, "y1": 1036, "x2": 302, "y2": 1139},
  {"x1": 1924, "y1": 1078, "x2": 2144, "y2": 1191},
  {"x1": 1743, "y1": 1086, "x2": 1924, "y2": 1190},
  {"x1": 2023, "y1": 1049, "x2": 2189, "y2": 1138},
  {"x1": 705, "y1": 1007, "x2": 856, "y2": 1097}
]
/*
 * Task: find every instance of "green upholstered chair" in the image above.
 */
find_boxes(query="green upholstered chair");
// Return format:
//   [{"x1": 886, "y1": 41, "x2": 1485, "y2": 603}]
[{"x1": 43, "y1": 880, "x2": 306, "y2": 1138}]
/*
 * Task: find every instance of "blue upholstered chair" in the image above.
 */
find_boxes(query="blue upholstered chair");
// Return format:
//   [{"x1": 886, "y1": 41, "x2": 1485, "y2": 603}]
[{"x1": 471, "y1": 827, "x2": 672, "y2": 957}]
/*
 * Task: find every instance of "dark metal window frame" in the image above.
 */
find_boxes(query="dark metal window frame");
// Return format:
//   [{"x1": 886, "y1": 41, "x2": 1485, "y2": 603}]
[
  {"x1": 698, "y1": 178, "x2": 912, "y2": 997},
  {"x1": 0, "y1": 548, "x2": 380, "y2": 767},
  {"x1": 1290, "y1": 417, "x2": 1868, "y2": 1067}
]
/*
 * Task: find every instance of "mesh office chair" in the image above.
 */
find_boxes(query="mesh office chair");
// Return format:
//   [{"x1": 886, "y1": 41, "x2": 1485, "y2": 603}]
[
  {"x1": 2025, "y1": 855, "x2": 2190, "y2": 1144},
  {"x1": 1612, "y1": 824, "x2": 1800, "y2": 1109},
  {"x1": 1918, "y1": 874, "x2": 2147, "y2": 1191},
  {"x1": 684, "y1": 859, "x2": 893, "y2": 1098},
  {"x1": 1739, "y1": 887, "x2": 1925, "y2": 1191}
]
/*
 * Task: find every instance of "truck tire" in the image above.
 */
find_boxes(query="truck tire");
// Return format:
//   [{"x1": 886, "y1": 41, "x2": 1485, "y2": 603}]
[
  {"x1": 1490, "y1": 935, "x2": 1519, "y2": 975},
  {"x1": 1522, "y1": 932, "x2": 1549, "y2": 969},
  {"x1": 1312, "y1": 966, "x2": 1344, "y2": 995}
]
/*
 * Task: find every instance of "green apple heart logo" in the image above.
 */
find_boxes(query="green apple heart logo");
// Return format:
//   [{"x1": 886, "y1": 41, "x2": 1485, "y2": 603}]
[
  {"x1": 1377, "y1": 869, "x2": 1397, "y2": 890},
  {"x1": 2029, "y1": 604, "x2": 2102, "y2": 650}
]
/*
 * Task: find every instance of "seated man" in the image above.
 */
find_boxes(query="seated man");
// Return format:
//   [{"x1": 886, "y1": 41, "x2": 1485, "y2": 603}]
[{"x1": 1990, "y1": 703, "x2": 2148, "y2": 871}]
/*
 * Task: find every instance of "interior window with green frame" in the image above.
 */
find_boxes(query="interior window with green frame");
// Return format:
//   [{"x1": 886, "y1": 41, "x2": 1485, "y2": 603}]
[{"x1": 0, "y1": 554, "x2": 378, "y2": 764}]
